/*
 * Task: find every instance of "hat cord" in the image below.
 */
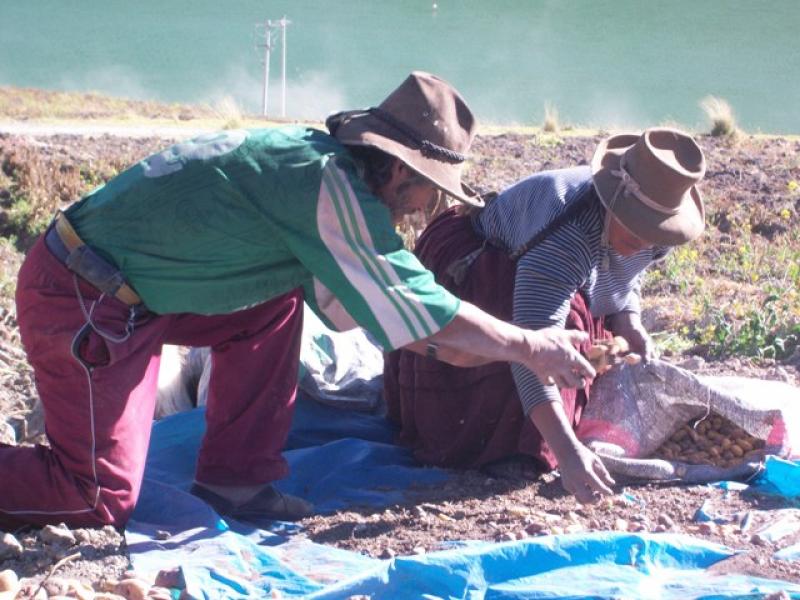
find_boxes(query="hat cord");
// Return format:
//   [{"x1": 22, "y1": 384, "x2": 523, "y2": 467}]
[
  {"x1": 368, "y1": 107, "x2": 467, "y2": 164},
  {"x1": 609, "y1": 154, "x2": 682, "y2": 216}
]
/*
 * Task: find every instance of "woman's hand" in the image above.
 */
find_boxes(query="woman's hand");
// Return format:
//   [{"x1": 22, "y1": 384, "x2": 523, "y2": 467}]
[
  {"x1": 608, "y1": 311, "x2": 655, "y2": 361},
  {"x1": 556, "y1": 440, "x2": 615, "y2": 503},
  {"x1": 528, "y1": 402, "x2": 614, "y2": 503}
]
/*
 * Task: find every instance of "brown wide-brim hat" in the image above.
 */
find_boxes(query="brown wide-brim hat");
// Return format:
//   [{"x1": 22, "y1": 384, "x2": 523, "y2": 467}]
[
  {"x1": 326, "y1": 71, "x2": 483, "y2": 207},
  {"x1": 591, "y1": 128, "x2": 706, "y2": 246}
]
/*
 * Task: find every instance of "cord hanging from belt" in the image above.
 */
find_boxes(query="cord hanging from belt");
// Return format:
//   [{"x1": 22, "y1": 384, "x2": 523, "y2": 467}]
[{"x1": 73, "y1": 274, "x2": 137, "y2": 344}]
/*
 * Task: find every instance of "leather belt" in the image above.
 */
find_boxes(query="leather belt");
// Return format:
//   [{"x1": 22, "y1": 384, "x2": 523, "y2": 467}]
[{"x1": 45, "y1": 212, "x2": 143, "y2": 306}]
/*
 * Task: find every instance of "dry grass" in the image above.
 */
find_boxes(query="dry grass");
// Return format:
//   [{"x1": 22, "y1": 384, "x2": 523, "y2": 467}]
[
  {"x1": 700, "y1": 96, "x2": 739, "y2": 138},
  {"x1": 0, "y1": 86, "x2": 218, "y2": 122},
  {"x1": 542, "y1": 102, "x2": 560, "y2": 133}
]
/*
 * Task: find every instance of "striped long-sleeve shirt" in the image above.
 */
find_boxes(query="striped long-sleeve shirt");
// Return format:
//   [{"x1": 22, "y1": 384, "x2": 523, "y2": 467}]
[{"x1": 474, "y1": 166, "x2": 668, "y2": 414}]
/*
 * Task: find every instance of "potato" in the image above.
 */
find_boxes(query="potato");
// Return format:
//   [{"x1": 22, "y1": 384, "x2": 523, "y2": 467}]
[
  {"x1": 671, "y1": 428, "x2": 688, "y2": 442},
  {"x1": 729, "y1": 444, "x2": 745, "y2": 457},
  {"x1": 586, "y1": 346, "x2": 605, "y2": 361},
  {"x1": 653, "y1": 412, "x2": 765, "y2": 468},
  {"x1": 612, "y1": 336, "x2": 630, "y2": 354}
]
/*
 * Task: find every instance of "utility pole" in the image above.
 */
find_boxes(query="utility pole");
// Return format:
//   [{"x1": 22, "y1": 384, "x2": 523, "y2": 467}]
[
  {"x1": 259, "y1": 23, "x2": 273, "y2": 117},
  {"x1": 255, "y1": 16, "x2": 291, "y2": 118},
  {"x1": 279, "y1": 16, "x2": 290, "y2": 118}
]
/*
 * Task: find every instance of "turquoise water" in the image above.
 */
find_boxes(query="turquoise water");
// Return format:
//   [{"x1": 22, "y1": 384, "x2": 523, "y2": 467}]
[{"x1": 2, "y1": 1, "x2": 799, "y2": 133}]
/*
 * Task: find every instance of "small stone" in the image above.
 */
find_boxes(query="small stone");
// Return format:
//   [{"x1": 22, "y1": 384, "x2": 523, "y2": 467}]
[
  {"x1": 436, "y1": 513, "x2": 455, "y2": 522},
  {"x1": 115, "y1": 578, "x2": 150, "y2": 600},
  {"x1": 0, "y1": 533, "x2": 23, "y2": 559},
  {"x1": 155, "y1": 567, "x2": 184, "y2": 589},
  {"x1": 565, "y1": 523, "x2": 585, "y2": 534},
  {"x1": 697, "y1": 522, "x2": 717, "y2": 535},
  {"x1": 657, "y1": 514, "x2": 675, "y2": 529},
  {"x1": 44, "y1": 578, "x2": 70, "y2": 597},
  {"x1": 774, "y1": 367, "x2": 792, "y2": 383},
  {"x1": 0, "y1": 570, "x2": 20, "y2": 594},
  {"x1": 98, "y1": 578, "x2": 120, "y2": 593},
  {"x1": 379, "y1": 548, "x2": 396, "y2": 559},
  {"x1": 102, "y1": 524, "x2": 119, "y2": 536},
  {"x1": 412, "y1": 546, "x2": 426, "y2": 555},
  {"x1": 679, "y1": 355, "x2": 705, "y2": 370},
  {"x1": 0, "y1": 421, "x2": 15, "y2": 445},
  {"x1": 65, "y1": 579, "x2": 94, "y2": 600},
  {"x1": 613, "y1": 518, "x2": 629, "y2": 532},
  {"x1": 587, "y1": 518, "x2": 602, "y2": 529},
  {"x1": 73, "y1": 529, "x2": 92, "y2": 544},
  {"x1": 542, "y1": 512, "x2": 562, "y2": 523},
  {"x1": 750, "y1": 533, "x2": 767, "y2": 546},
  {"x1": 498, "y1": 532, "x2": 516, "y2": 542},
  {"x1": 155, "y1": 530, "x2": 171, "y2": 541},
  {"x1": 40, "y1": 524, "x2": 76, "y2": 546},
  {"x1": 719, "y1": 524, "x2": 738, "y2": 538},
  {"x1": 761, "y1": 592, "x2": 791, "y2": 600},
  {"x1": 550, "y1": 526, "x2": 564, "y2": 535},
  {"x1": 515, "y1": 529, "x2": 528, "y2": 540},
  {"x1": 654, "y1": 524, "x2": 668, "y2": 533},
  {"x1": 524, "y1": 521, "x2": 546, "y2": 535},
  {"x1": 148, "y1": 588, "x2": 173, "y2": 600},
  {"x1": 412, "y1": 506, "x2": 427, "y2": 518}
]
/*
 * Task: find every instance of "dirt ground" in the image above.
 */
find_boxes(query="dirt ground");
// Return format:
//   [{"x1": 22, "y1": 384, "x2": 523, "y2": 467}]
[{"x1": 1, "y1": 129, "x2": 799, "y2": 596}]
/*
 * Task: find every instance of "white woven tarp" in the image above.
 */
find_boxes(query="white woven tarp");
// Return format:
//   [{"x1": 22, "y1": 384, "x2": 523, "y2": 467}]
[
  {"x1": 156, "y1": 304, "x2": 384, "y2": 417},
  {"x1": 576, "y1": 360, "x2": 800, "y2": 460}
]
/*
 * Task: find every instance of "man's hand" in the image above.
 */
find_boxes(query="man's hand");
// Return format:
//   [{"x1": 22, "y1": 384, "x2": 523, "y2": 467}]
[
  {"x1": 556, "y1": 440, "x2": 615, "y2": 503},
  {"x1": 608, "y1": 312, "x2": 655, "y2": 361},
  {"x1": 523, "y1": 327, "x2": 596, "y2": 388}
]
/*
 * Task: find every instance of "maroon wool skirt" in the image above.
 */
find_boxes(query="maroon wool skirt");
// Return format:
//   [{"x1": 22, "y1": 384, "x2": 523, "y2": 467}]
[{"x1": 384, "y1": 207, "x2": 609, "y2": 470}]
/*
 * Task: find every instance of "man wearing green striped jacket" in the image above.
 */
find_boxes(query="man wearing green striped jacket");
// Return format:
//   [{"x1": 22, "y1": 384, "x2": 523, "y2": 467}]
[{"x1": 6, "y1": 73, "x2": 596, "y2": 530}]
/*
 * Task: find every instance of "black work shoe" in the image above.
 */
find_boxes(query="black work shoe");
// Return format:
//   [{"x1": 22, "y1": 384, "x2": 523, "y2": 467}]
[{"x1": 190, "y1": 484, "x2": 314, "y2": 522}]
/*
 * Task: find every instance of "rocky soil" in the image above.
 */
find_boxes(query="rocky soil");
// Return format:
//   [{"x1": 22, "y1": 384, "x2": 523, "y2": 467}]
[{"x1": 1, "y1": 128, "x2": 799, "y2": 597}]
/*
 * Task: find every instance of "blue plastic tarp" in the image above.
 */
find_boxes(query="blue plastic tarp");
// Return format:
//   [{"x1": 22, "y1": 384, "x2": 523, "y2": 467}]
[
  {"x1": 755, "y1": 456, "x2": 800, "y2": 499},
  {"x1": 306, "y1": 534, "x2": 799, "y2": 600},
  {"x1": 128, "y1": 395, "x2": 800, "y2": 599}
]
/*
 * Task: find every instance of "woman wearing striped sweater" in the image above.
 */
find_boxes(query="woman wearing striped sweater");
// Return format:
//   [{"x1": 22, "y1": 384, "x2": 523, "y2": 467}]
[{"x1": 385, "y1": 128, "x2": 707, "y2": 503}]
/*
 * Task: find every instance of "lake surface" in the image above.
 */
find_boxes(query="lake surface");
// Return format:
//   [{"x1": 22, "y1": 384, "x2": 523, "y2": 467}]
[{"x1": 2, "y1": 1, "x2": 799, "y2": 133}]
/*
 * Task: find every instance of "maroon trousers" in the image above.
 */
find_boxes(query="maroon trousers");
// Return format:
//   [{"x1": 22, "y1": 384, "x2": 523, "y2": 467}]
[
  {"x1": 385, "y1": 207, "x2": 608, "y2": 471},
  {"x1": 3, "y1": 237, "x2": 303, "y2": 529}
]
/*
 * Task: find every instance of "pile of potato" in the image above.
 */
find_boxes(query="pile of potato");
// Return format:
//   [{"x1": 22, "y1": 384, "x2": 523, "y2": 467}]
[
  {"x1": 652, "y1": 413, "x2": 765, "y2": 467},
  {"x1": 586, "y1": 336, "x2": 641, "y2": 375}
]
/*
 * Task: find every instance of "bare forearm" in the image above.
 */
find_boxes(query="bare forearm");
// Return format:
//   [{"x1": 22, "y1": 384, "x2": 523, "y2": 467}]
[
  {"x1": 405, "y1": 301, "x2": 529, "y2": 366},
  {"x1": 403, "y1": 302, "x2": 595, "y2": 387},
  {"x1": 527, "y1": 400, "x2": 581, "y2": 459}
]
